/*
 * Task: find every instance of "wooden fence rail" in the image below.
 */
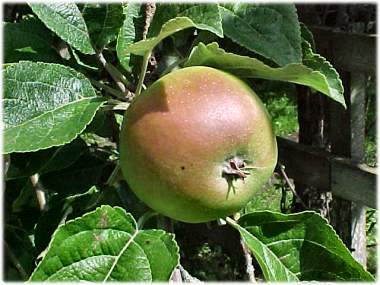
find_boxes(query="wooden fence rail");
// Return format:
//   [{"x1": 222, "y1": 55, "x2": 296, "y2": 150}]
[{"x1": 277, "y1": 137, "x2": 376, "y2": 208}]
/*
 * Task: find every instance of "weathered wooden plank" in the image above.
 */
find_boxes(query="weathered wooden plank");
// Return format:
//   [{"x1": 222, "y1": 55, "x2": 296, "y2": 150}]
[
  {"x1": 331, "y1": 157, "x2": 376, "y2": 208},
  {"x1": 277, "y1": 137, "x2": 330, "y2": 190},
  {"x1": 311, "y1": 26, "x2": 376, "y2": 74},
  {"x1": 277, "y1": 137, "x2": 377, "y2": 208}
]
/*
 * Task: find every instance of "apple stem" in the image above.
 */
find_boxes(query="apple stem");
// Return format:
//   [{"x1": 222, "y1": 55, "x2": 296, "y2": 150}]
[
  {"x1": 222, "y1": 157, "x2": 265, "y2": 182},
  {"x1": 135, "y1": 51, "x2": 151, "y2": 96}
]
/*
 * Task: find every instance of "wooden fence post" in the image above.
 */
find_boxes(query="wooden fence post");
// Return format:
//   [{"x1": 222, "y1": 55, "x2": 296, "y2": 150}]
[{"x1": 328, "y1": 71, "x2": 368, "y2": 266}]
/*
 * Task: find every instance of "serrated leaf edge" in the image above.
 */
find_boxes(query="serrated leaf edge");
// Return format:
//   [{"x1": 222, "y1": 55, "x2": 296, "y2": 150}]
[
  {"x1": 29, "y1": 206, "x2": 180, "y2": 282},
  {"x1": 239, "y1": 210, "x2": 374, "y2": 280},
  {"x1": 4, "y1": 61, "x2": 104, "y2": 154},
  {"x1": 4, "y1": 98, "x2": 104, "y2": 154},
  {"x1": 29, "y1": 2, "x2": 95, "y2": 54}
]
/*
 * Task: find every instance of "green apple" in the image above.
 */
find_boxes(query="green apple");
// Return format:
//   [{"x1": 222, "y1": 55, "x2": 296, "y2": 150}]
[{"x1": 120, "y1": 66, "x2": 277, "y2": 223}]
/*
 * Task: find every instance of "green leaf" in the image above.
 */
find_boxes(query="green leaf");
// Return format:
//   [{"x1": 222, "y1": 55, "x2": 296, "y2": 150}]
[
  {"x1": 301, "y1": 40, "x2": 344, "y2": 106},
  {"x1": 300, "y1": 22, "x2": 316, "y2": 51},
  {"x1": 4, "y1": 20, "x2": 61, "y2": 63},
  {"x1": 82, "y1": 3, "x2": 124, "y2": 50},
  {"x1": 3, "y1": 61, "x2": 105, "y2": 154},
  {"x1": 227, "y1": 217, "x2": 298, "y2": 281},
  {"x1": 30, "y1": 205, "x2": 180, "y2": 281},
  {"x1": 126, "y1": 17, "x2": 195, "y2": 55},
  {"x1": 236, "y1": 211, "x2": 375, "y2": 281},
  {"x1": 116, "y1": 3, "x2": 145, "y2": 72},
  {"x1": 185, "y1": 43, "x2": 345, "y2": 108},
  {"x1": 29, "y1": 3, "x2": 95, "y2": 54},
  {"x1": 220, "y1": 4, "x2": 302, "y2": 66},
  {"x1": 126, "y1": 3, "x2": 223, "y2": 56},
  {"x1": 148, "y1": 4, "x2": 223, "y2": 38}
]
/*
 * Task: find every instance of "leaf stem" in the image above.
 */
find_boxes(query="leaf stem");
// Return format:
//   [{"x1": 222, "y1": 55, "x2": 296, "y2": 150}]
[
  {"x1": 278, "y1": 164, "x2": 308, "y2": 209},
  {"x1": 91, "y1": 79, "x2": 127, "y2": 101},
  {"x1": 96, "y1": 52, "x2": 130, "y2": 93},
  {"x1": 224, "y1": 216, "x2": 237, "y2": 227},
  {"x1": 135, "y1": 51, "x2": 151, "y2": 96}
]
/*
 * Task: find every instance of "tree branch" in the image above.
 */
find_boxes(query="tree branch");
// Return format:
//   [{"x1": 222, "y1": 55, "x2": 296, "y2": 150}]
[
  {"x1": 91, "y1": 79, "x2": 129, "y2": 101},
  {"x1": 135, "y1": 3, "x2": 156, "y2": 96},
  {"x1": 278, "y1": 164, "x2": 308, "y2": 209},
  {"x1": 240, "y1": 239, "x2": 256, "y2": 282},
  {"x1": 96, "y1": 52, "x2": 129, "y2": 93}
]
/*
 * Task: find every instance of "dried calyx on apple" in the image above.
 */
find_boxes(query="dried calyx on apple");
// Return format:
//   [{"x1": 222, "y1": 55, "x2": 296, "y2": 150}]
[{"x1": 120, "y1": 66, "x2": 277, "y2": 223}]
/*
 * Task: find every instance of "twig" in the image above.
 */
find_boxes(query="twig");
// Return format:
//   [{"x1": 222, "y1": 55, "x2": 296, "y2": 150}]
[
  {"x1": 135, "y1": 3, "x2": 156, "y2": 96},
  {"x1": 96, "y1": 52, "x2": 127, "y2": 93},
  {"x1": 278, "y1": 164, "x2": 308, "y2": 209},
  {"x1": 4, "y1": 241, "x2": 28, "y2": 280},
  {"x1": 142, "y1": 3, "x2": 156, "y2": 40},
  {"x1": 30, "y1": 173, "x2": 47, "y2": 211},
  {"x1": 90, "y1": 79, "x2": 128, "y2": 101},
  {"x1": 240, "y1": 239, "x2": 256, "y2": 282}
]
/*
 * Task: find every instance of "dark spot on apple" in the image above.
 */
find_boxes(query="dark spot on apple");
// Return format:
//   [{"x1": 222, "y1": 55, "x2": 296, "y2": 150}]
[{"x1": 181, "y1": 166, "x2": 185, "y2": 170}]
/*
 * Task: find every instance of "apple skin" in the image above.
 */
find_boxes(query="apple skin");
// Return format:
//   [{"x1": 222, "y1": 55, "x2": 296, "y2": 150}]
[{"x1": 120, "y1": 66, "x2": 277, "y2": 223}]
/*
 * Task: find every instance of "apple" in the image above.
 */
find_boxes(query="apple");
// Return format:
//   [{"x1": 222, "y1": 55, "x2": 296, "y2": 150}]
[{"x1": 120, "y1": 66, "x2": 277, "y2": 223}]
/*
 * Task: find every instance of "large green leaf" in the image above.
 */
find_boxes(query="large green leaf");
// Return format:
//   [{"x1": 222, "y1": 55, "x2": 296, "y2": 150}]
[
  {"x1": 82, "y1": 3, "x2": 124, "y2": 50},
  {"x1": 30, "y1": 3, "x2": 95, "y2": 54},
  {"x1": 4, "y1": 20, "x2": 61, "y2": 63},
  {"x1": 126, "y1": 4, "x2": 223, "y2": 56},
  {"x1": 235, "y1": 211, "x2": 375, "y2": 281},
  {"x1": 126, "y1": 17, "x2": 197, "y2": 55},
  {"x1": 116, "y1": 3, "x2": 145, "y2": 72},
  {"x1": 3, "y1": 61, "x2": 105, "y2": 154},
  {"x1": 220, "y1": 4, "x2": 302, "y2": 66},
  {"x1": 185, "y1": 43, "x2": 345, "y2": 107},
  {"x1": 148, "y1": 3, "x2": 223, "y2": 38},
  {"x1": 30, "y1": 205, "x2": 180, "y2": 281}
]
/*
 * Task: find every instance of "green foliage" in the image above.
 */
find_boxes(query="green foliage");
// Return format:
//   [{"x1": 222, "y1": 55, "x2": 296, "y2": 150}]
[
  {"x1": 82, "y1": 4, "x2": 124, "y2": 50},
  {"x1": 30, "y1": 3, "x2": 95, "y2": 54},
  {"x1": 148, "y1": 4, "x2": 223, "y2": 38},
  {"x1": 3, "y1": 2, "x2": 372, "y2": 282},
  {"x1": 4, "y1": 19, "x2": 61, "y2": 63},
  {"x1": 116, "y1": 3, "x2": 145, "y2": 72},
  {"x1": 3, "y1": 61, "x2": 105, "y2": 153},
  {"x1": 185, "y1": 42, "x2": 345, "y2": 107},
  {"x1": 232, "y1": 211, "x2": 374, "y2": 281},
  {"x1": 30, "y1": 206, "x2": 179, "y2": 281},
  {"x1": 220, "y1": 4, "x2": 302, "y2": 66}
]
